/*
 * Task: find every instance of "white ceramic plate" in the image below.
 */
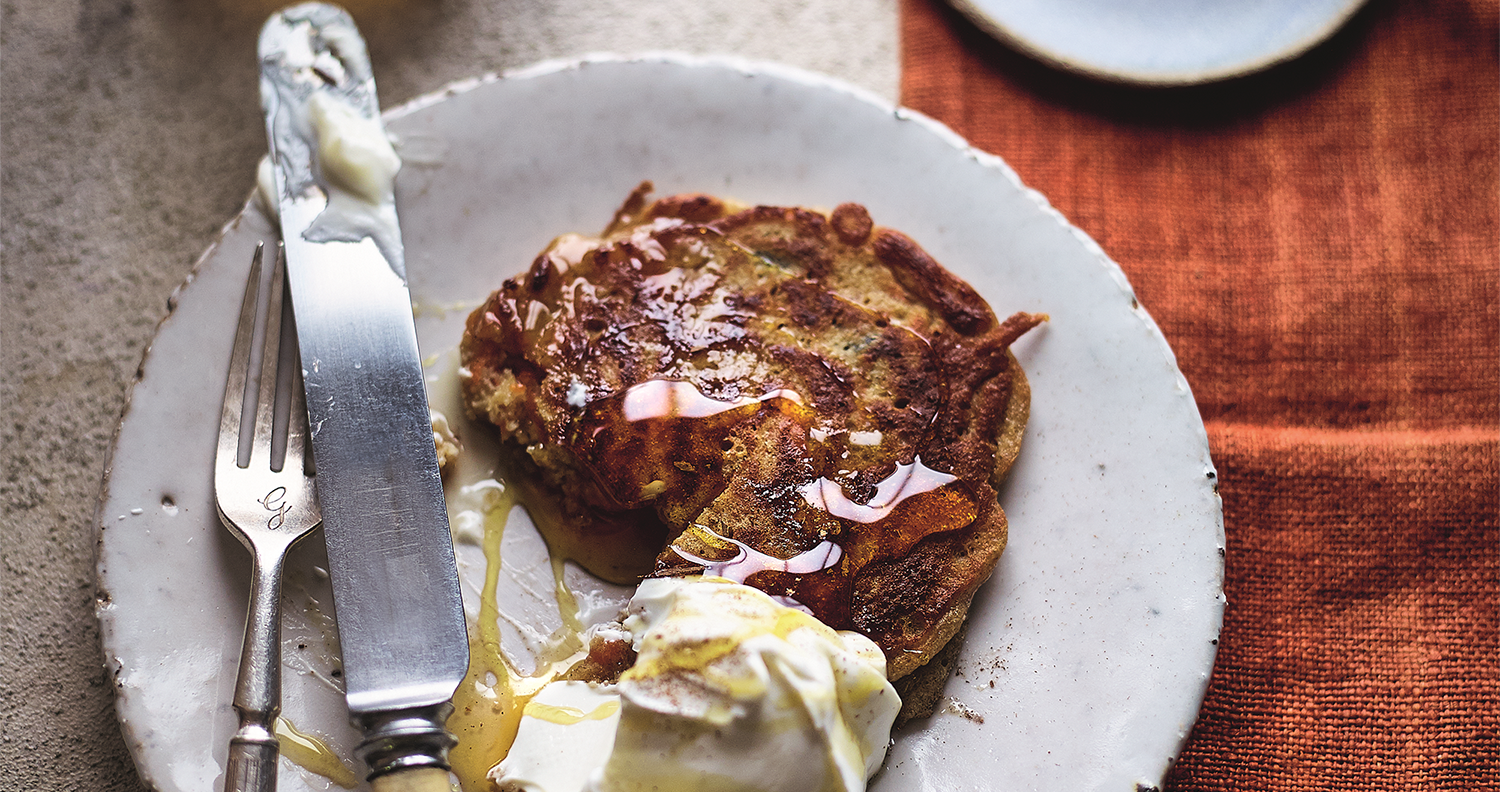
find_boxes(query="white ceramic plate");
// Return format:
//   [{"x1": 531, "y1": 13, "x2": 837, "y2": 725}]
[
  {"x1": 96, "y1": 55, "x2": 1224, "y2": 792},
  {"x1": 950, "y1": 0, "x2": 1368, "y2": 85}
]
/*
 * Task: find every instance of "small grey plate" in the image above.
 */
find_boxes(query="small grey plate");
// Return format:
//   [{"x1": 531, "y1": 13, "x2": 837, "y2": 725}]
[{"x1": 951, "y1": 0, "x2": 1369, "y2": 85}]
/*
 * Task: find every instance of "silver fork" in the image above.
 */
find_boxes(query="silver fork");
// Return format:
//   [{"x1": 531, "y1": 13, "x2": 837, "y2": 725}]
[{"x1": 215, "y1": 242, "x2": 321, "y2": 792}]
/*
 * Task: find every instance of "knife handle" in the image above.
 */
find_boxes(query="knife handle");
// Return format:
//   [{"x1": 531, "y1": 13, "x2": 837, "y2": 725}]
[
  {"x1": 370, "y1": 767, "x2": 453, "y2": 792},
  {"x1": 356, "y1": 703, "x2": 457, "y2": 778}
]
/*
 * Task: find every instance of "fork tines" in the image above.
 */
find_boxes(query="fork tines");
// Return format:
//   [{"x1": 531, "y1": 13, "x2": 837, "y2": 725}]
[{"x1": 218, "y1": 243, "x2": 310, "y2": 478}]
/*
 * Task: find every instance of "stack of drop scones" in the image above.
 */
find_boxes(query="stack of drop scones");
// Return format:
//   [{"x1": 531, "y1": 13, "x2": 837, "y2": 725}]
[{"x1": 464, "y1": 183, "x2": 1045, "y2": 791}]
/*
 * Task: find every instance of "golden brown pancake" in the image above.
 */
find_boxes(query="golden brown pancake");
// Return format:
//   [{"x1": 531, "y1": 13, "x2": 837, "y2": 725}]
[{"x1": 461, "y1": 182, "x2": 1044, "y2": 690}]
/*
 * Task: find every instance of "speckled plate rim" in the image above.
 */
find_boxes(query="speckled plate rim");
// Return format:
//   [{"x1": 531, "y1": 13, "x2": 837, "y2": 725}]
[
  {"x1": 96, "y1": 52, "x2": 1225, "y2": 792},
  {"x1": 948, "y1": 0, "x2": 1370, "y2": 85}
]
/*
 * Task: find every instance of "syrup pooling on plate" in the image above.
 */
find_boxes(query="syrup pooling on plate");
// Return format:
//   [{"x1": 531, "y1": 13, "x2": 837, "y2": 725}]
[
  {"x1": 446, "y1": 483, "x2": 593, "y2": 792},
  {"x1": 273, "y1": 717, "x2": 358, "y2": 789},
  {"x1": 447, "y1": 484, "x2": 524, "y2": 789}
]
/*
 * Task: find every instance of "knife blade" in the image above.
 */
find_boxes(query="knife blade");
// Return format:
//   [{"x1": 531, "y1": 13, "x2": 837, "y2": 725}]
[{"x1": 256, "y1": 4, "x2": 468, "y2": 786}]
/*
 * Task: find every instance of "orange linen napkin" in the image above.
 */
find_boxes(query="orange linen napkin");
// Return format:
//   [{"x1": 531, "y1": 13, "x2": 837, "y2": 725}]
[{"x1": 900, "y1": 0, "x2": 1499, "y2": 788}]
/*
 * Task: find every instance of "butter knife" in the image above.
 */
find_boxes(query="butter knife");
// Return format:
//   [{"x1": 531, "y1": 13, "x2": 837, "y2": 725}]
[{"x1": 257, "y1": 5, "x2": 468, "y2": 790}]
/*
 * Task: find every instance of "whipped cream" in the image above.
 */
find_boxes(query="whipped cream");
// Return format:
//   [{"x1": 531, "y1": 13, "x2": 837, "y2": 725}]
[
  {"x1": 492, "y1": 680, "x2": 623, "y2": 792},
  {"x1": 589, "y1": 577, "x2": 898, "y2": 792}
]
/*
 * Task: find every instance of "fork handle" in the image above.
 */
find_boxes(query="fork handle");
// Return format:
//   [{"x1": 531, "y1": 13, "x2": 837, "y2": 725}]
[
  {"x1": 226, "y1": 729, "x2": 279, "y2": 792},
  {"x1": 225, "y1": 544, "x2": 293, "y2": 792}
]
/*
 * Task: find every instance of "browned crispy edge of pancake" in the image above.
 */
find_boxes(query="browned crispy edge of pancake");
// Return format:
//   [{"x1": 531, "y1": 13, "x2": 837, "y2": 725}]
[
  {"x1": 892, "y1": 621, "x2": 970, "y2": 727},
  {"x1": 993, "y1": 352, "x2": 1030, "y2": 490},
  {"x1": 888, "y1": 352, "x2": 1027, "y2": 720}
]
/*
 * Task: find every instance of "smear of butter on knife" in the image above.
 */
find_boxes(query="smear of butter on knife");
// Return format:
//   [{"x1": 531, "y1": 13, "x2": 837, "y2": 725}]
[
  {"x1": 302, "y1": 90, "x2": 404, "y2": 265},
  {"x1": 258, "y1": 14, "x2": 405, "y2": 275}
]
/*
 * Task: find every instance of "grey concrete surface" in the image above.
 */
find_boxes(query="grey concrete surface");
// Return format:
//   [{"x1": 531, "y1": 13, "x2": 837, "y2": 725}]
[{"x1": 0, "y1": 2, "x2": 896, "y2": 789}]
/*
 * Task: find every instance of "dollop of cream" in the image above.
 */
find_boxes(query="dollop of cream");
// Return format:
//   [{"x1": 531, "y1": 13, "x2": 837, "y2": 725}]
[
  {"x1": 491, "y1": 681, "x2": 623, "y2": 792},
  {"x1": 588, "y1": 577, "x2": 899, "y2": 792}
]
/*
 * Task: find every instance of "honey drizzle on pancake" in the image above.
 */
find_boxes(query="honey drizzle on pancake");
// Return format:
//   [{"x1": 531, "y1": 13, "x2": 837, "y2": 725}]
[{"x1": 577, "y1": 378, "x2": 978, "y2": 625}]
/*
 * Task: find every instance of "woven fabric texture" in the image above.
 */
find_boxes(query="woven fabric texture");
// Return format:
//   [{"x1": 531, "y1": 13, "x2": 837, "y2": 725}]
[{"x1": 900, "y1": 0, "x2": 1499, "y2": 787}]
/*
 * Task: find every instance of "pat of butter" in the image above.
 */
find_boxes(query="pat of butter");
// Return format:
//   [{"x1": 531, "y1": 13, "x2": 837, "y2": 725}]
[
  {"x1": 307, "y1": 91, "x2": 400, "y2": 205},
  {"x1": 256, "y1": 88, "x2": 406, "y2": 272},
  {"x1": 490, "y1": 681, "x2": 622, "y2": 792}
]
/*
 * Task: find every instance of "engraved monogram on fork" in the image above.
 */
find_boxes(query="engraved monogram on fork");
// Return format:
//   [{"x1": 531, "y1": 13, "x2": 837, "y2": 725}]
[{"x1": 257, "y1": 486, "x2": 292, "y2": 531}]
